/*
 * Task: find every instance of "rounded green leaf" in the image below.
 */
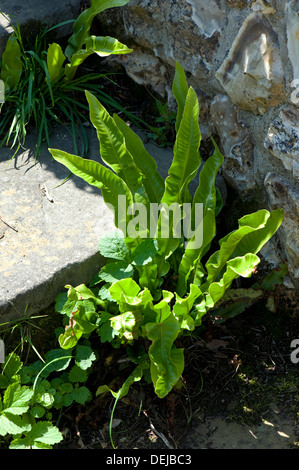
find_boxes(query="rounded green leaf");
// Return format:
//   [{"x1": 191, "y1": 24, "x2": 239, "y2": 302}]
[{"x1": 30, "y1": 406, "x2": 45, "y2": 419}]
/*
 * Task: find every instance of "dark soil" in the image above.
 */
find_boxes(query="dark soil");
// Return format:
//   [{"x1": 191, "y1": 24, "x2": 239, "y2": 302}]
[
  {"x1": 4, "y1": 291, "x2": 298, "y2": 450},
  {"x1": 63, "y1": 300, "x2": 298, "y2": 450}
]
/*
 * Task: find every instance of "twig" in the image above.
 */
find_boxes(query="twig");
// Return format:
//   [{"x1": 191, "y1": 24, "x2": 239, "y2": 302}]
[
  {"x1": 143, "y1": 410, "x2": 174, "y2": 449},
  {"x1": 0, "y1": 216, "x2": 18, "y2": 232},
  {"x1": 40, "y1": 183, "x2": 54, "y2": 203}
]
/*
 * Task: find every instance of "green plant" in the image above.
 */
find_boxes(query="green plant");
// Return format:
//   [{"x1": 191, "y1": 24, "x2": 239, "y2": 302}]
[
  {"x1": 0, "y1": 352, "x2": 62, "y2": 448},
  {"x1": 0, "y1": 0, "x2": 132, "y2": 157},
  {"x1": 0, "y1": 340, "x2": 95, "y2": 448},
  {"x1": 208, "y1": 262, "x2": 289, "y2": 324},
  {"x1": 49, "y1": 62, "x2": 283, "y2": 406},
  {"x1": 147, "y1": 99, "x2": 176, "y2": 147},
  {"x1": 0, "y1": 308, "x2": 59, "y2": 367}
]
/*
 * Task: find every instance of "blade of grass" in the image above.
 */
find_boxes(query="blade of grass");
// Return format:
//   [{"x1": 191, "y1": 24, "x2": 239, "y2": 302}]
[
  {"x1": 44, "y1": 19, "x2": 75, "y2": 35},
  {"x1": 24, "y1": 72, "x2": 34, "y2": 119},
  {"x1": 36, "y1": 95, "x2": 47, "y2": 156}
]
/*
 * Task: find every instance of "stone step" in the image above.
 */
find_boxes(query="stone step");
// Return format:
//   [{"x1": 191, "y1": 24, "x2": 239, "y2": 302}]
[
  {"x1": 0, "y1": 0, "x2": 81, "y2": 55},
  {"x1": 0, "y1": 126, "x2": 174, "y2": 323}
]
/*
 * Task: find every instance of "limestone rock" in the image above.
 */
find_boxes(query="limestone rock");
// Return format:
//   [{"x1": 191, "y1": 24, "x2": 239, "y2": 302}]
[
  {"x1": 120, "y1": 48, "x2": 169, "y2": 98},
  {"x1": 101, "y1": 0, "x2": 225, "y2": 95},
  {"x1": 285, "y1": 0, "x2": 299, "y2": 82},
  {"x1": 227, "y1": 0, "x2": 249, "y2": 7},
  {"x1": 216, "y1": 13, "x2": 286, "y2": 115},
  {"x1": 1, "y1": 0, "x2": 298, "y2": 293},
  {"x1": 264, "y1": 173, "x2": 299, "y2": 278},
  {"x1": 264, "y1": 105, "x2": 299, "y2": 178},
  {"x1": 210, "y1": 95, "x2": 255, "y2": 192},
  {"x1": 251, "y1": 0, "x2": 276, "y2": 14},
  {"x1": 185, "y1": 0, "x2": 226, "y2": 38}
]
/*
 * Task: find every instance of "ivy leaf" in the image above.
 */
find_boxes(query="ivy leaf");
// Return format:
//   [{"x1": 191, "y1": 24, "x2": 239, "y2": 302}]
[{"x1": 20, "y1": 363, "x2": 42, "y2": 385}]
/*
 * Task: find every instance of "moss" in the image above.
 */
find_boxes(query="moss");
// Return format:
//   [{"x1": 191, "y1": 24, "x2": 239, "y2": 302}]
[{"x1": 228, "y1": 368, "x2": 299, "y2": 426}]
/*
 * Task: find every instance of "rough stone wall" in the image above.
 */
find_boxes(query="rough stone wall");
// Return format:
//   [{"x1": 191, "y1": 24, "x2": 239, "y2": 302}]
[{"x1": 100, "y1": 0, "x2": 299, "y2": 291}]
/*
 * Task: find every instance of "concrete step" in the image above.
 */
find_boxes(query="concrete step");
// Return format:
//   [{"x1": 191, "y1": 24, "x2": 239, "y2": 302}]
[
  {"x1": 0, "y1": 0, "x2": 81, "y2": 55},
  {"x1": 0, "y1": 126, "x2": 173, "y2": 323}
]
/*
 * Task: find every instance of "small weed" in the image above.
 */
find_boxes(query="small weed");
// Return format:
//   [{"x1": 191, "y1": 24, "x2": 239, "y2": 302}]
[
  {"x1": 0, "y1": 1, "x2": 133, "y2": 158},
  {"x1": 147, "y1": 99, "x2": 176, "y2": 147}
]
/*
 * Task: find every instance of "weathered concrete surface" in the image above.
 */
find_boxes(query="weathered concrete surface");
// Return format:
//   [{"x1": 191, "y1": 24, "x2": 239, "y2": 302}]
[
  {"x1": 181, "y1": 403, "x2": 298, "y2": 449},
  {"x1": 0, "y1": 126, "x2": 174, "y2": 323},
  {"x1": 0, "y1": 127, "x2": 112, "y2": 322},
  {"x1": 0, "y1": 0, "x2": 81, "y2": 55}
]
